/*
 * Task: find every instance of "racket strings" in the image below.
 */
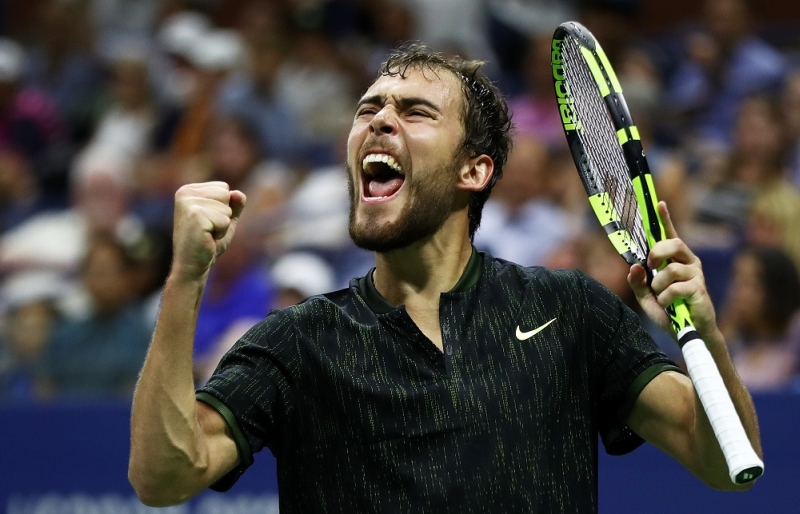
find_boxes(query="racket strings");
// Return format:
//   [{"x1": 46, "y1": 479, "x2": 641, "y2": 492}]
[{"x1": 561, "y1": 40, "x2": 649, "y2": 263}]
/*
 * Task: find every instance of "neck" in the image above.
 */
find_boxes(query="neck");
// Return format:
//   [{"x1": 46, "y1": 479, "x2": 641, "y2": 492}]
[{"x1": 372, "y1": 218, "x2": 473, "y2": 311}]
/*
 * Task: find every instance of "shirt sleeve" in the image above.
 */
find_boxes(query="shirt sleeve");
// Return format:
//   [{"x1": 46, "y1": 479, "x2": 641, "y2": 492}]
[
  {"x1": 196, "y1": 309, "x2": 299, "y2": 491},
  {"x1": 581, "y1": 273, "x2": 684, "y2": 456}
]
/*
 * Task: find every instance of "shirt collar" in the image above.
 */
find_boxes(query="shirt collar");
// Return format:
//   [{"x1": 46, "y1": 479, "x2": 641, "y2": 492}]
[{"x1": 357, "y1": 247, "x2": 482, "y2": 314}]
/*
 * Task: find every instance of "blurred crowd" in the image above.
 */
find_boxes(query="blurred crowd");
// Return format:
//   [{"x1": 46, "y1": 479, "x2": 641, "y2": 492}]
[{"x1": 0, "y1": 0, "x2": 799, "y2": 403}]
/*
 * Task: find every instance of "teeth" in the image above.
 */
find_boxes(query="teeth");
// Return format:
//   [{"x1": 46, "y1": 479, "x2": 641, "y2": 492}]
[{"x1": 362, "y1": 153, "x2": 402, "y2": 173}]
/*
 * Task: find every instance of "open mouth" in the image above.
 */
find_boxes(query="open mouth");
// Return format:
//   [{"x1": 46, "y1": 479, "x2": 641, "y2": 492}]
[{"x1": 362, "y1": 153, "x2": 405, "y2": 200}]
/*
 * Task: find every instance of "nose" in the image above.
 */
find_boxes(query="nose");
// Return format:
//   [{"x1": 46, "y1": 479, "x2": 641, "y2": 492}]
[{"x1": 370, "y1": 106, "x2": 398, "y2": 136}]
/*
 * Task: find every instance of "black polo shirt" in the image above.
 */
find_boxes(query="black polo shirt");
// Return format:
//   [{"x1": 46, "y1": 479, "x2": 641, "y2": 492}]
[{"x1": 197, "y1": 249, "x2": 680, "y2": 513}]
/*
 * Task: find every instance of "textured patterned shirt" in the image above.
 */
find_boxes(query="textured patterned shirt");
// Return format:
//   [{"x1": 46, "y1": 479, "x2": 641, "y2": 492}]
[{"x1": 197, "y1": 249, "x2": 680, "y2": 513}]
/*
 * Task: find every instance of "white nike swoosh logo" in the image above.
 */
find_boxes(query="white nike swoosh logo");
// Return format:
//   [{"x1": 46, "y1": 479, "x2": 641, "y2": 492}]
[{"x1": 516, "y1": 318, "x2": 557, "y2": 340}]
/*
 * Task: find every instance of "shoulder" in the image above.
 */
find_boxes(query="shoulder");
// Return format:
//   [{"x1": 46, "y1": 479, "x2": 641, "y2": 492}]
[
  {"x1": 480, "y1": 253, "x2": 622, "y2": 316},
  {"x1": 286, "y1": 284, "x2": 363, "y2": 316},
  {"x1": 482, "y1": 252, "x2": 589, "y2": 293},
  {"x1": 252, "y1": 285, "x2": 365, "y2": 335}
]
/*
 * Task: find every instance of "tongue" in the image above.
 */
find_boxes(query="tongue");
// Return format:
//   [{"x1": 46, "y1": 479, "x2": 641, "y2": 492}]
[{"x1": 368, "y1": 177, "x2": 403, "y2": 198}]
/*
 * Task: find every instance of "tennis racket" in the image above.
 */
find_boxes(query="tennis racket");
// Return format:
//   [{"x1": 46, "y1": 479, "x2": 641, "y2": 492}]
[{"x1": 551, "y1": 21, "x2": 763, "y2": 485}]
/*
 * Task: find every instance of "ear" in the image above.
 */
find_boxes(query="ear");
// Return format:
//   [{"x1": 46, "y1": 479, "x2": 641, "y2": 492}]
[{"x1": 457, "y1": 154, "x2": 494, "y2": 192}]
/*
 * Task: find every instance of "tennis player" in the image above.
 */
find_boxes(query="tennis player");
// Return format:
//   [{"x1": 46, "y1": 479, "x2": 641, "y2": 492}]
[{"x1": 129, "y1": 45, "x2": 762, "y2": 512}]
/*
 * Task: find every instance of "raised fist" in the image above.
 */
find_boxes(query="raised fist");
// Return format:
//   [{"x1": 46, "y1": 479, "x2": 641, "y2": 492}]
[{"x1": 171, "y1": 182, "x2": 246, "y2": 281}]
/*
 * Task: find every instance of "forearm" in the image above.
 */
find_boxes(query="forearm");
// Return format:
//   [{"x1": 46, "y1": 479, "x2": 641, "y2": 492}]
[
  {"x1": 691, "y1": 329, "x2": 763, "y2": 489},
  {"x1": 129, "y1": 271, "x2": 211, "y2": 504}
]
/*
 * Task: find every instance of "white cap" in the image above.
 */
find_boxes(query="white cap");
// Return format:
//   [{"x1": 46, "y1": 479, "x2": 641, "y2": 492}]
[
  {"x1": 283, "y1": 166, "x2": 352, "y2": 250},
  {"x1": 188, "y1": 29, "x2": 246, "y2": 72},
  {"x1": 1, "y1": 270, "x2": 70, "y2": 311},
  {"x1": 0, "y1": 38, "x2": 24, "y2": 82},
  {"x1": 158, "y1": 11, "x2": 211, "y2": 59},
  {"x1": 271, "y1": 252, "x2": 335, "y2": 298}
]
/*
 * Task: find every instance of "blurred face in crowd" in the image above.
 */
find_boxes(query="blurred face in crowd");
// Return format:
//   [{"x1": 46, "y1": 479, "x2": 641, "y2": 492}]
[
  {"x1": 704, "y1": 0, "x2": 749, "y2": 48},
  {"x1": 74, "y1": 170, "x2": 132, "y2": 234},
  {"x1": 6, "y1": 301, "x2": 57, "y2": 363},
  {"x1": 250, "y1": 44, "x2": 285, "y2": 92},
  {"x1": 734, "y1": 98, "x2": 782, "y2": 161},
  {"x1": 492, "y1": 136, "x2": 549, "y2": 210},
  {"x1": 346, "y1": 66, "x2": 468, "y2": 252},
  {"x1": 208, "y1": 120, "x2": 260, "y2": 186},
  {"x1": 0, "y1": 150, "x2": 35, "y2": 201},
  {"x1": 83, "y1": 240, "x2": 134, "y2": 316},
  {"x1": 110, "y1": 60, "x2": 150, "y2": 110},
  {"x1": 726, "y1": 253, "x2": 764, "y2": 335}
]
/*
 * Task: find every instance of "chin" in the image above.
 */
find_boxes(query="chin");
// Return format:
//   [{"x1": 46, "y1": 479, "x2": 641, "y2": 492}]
[{"x1": 349, "y1": 220, "x2": 409, "y2": 253}]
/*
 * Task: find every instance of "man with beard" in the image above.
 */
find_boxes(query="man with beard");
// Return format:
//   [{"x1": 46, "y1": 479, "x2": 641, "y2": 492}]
[{"x1": 129, "y1": 45, "x2": 762, "y2": 512}]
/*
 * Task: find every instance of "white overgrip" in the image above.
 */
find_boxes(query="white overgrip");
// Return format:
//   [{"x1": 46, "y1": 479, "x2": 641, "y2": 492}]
[{"x1": 680, "y1": 333, "x2": 764, "y2": 484}]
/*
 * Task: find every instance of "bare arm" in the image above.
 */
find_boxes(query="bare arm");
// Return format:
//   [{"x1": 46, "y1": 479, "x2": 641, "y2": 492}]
[
  {"x1": 625, "y1": 202, "x2": 762, "y2": 490},
  {"x1": 628, "y1": 352, "x2": 761, "y2": 490},
  {"x1": 128, "y1": 182, "x2": 246, "y2": 506}
]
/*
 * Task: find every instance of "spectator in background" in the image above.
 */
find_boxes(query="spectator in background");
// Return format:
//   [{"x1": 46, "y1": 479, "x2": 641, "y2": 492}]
[
  {"x1": 781, "y1": 68, "x2": 800, "y2": 188},
  {"x1": 90, "y1": 0, "x2": 161, "y2": 54},
  {"x1": 231, "y1": 0, "x2": 291, "y2": 50},
  {"x1": 665, "y1": 0, "x2": 786, "y2": 151},
  {"x1": 486, "y1": 0, "x2": 577, "y2": 88},
  {"x1": 151, "y1": 28, "x2": 248, "y2": 193},
  {"x1": 744, "y1": 181, "x2": 800, "y2": 274},
  {"x1": 475, "y1": 134, "x2": 577, "y2": 266},
  {"x1": 38, "y1": 235, "x2": 152, "y2": 399},
  {"x1": 0, "y1": 271, "x2": 67, "y2": 401},
  {"x1": 217, "y1": 35, "x2": 304, "y2": 163},
  {"x1": 85, "y1": 49, "x2": 156, "y2": 162},
  {"x1": 721, "y1": 247, "x2": 800, "y2": 392},
  {"x1": 270, "y1": 251, "x2": 336, "y2": 309},
  {"x1": 124, "y1": 229, "x2": 173, "y2": 327},
  {"x1": 271, "y1": 25, "x2": 359, "y2": 165},
  {"x1": 689, "y1": 95, "x2": 789, "y2": 248},
  {"x1": 151, "y1": 10, "x2": 211, "y2": 112},
  {"x1": 169, "y1": 29, "x2": 246, "y2": 160},
  {"x1": 0, "y1": 145, "x2": 143, "y2": 276},
  {"x1": 0, "y1": 149, "x2": 50, "y2": 233},
  {"x1": 404, "y1": 0, "x2": 496, "y2": 74},
  {"x1": 21, "y1": 0, "x2": 105, "y2": 148},
  {"x1": 0, "y1": 38, "x2": 68, "y2": 209}
]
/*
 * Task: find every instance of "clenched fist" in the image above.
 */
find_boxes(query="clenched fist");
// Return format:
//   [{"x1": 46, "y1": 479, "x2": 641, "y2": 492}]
[{"x1": 171, "y1": 182, "x2": 246, "y2": 281}]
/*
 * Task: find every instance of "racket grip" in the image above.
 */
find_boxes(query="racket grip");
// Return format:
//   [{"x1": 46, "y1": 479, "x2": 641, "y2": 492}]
[{"x1": 679, "y1": 330, "x2": 764, "y2": 484}]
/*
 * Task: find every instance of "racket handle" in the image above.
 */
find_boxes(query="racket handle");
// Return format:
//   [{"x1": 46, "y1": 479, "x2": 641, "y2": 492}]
[{"x1": 679, "y1": 327, "x2": 764, "y2": 484}]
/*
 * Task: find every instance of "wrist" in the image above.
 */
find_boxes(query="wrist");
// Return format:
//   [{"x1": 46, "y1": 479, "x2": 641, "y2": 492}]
[{"x1": 168, "y1": 262, "x2": 211, "y2": 286}]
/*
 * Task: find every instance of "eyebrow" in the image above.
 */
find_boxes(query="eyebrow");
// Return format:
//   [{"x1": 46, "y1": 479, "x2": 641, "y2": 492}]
[{"x1": 356, "y1": 94, "x2": 442, "y2": 113}]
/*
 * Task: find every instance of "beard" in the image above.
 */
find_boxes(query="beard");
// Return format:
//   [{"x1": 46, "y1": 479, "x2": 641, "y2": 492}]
[{"x1": 347, "y1": 161, "x2": 459, "y2": 253}]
